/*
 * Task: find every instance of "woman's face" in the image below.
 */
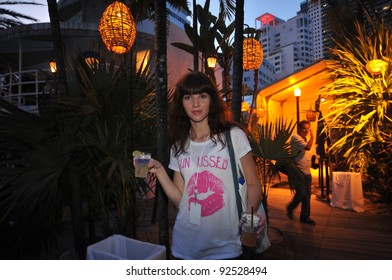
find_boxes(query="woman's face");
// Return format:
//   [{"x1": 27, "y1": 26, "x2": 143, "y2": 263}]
[{"x1": 182, "y1": 93, "x2": 211, "y2": 124}]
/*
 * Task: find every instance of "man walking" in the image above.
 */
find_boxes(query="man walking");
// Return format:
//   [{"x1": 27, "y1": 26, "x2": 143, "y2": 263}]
[{"x1": 287, "y1": 120, "x2": 316, "y2": 225}]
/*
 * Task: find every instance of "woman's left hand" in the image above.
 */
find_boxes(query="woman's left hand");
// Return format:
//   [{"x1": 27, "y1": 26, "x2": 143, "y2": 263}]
[
  {"x1": 254, "y1": 212, "x2": 266, "y2": 237},
  {"x1": 238, "y1": 211, "x2": 266, "y2": 238}
]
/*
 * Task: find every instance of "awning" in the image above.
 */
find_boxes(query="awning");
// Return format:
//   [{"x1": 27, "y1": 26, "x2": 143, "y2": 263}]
[{"x1": 258, "y1": 60, "x2": 333, "y2": 103}]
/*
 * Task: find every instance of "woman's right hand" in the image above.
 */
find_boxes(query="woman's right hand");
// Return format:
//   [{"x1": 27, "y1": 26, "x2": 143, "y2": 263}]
[
  {"x1": 147, "y1": 158, "x2": 164, "y2": 175},
  {"x1": 132, "y1": 156, "x2": 163, "y2": 176}
]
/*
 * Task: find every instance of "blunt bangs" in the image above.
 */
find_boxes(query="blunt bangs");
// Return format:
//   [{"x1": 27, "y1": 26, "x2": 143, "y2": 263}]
[{"x1": 177, "y1": 72, "x2": 217, "y2": 98}]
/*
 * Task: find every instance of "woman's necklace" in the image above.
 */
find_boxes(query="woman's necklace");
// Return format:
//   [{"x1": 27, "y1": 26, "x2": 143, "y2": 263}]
[
  {"x1": 193, "y1": 136, "x2": 209, "y2": 202},
  {"x1": 190, "y1": 126, "x2": 210, "y2": 142},
  {"x1": 189, "y1": 133, "x2": 210, "y2": 225}
]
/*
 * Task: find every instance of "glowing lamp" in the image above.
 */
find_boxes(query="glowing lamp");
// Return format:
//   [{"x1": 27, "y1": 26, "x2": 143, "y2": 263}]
[
  {"x1": 243, "y1": 38, "x2": 263, "y2": 70},
  {"x1": 241, "y1": 101, "x2": 250, "y2": 112},
  {"x1": 85, "y1": 57, "x2": 99, "y2": 68},
  {"x1": 98, "y1": 1, "x2": 136, "y2": 54},
  {"x1": 366, "y1": 59, "x2": 388, "y2": 75},
  {"x1": 207, "y1": 55, "x2": 217, "y2": 68},
  {"x1": 294, "y1": 88, "x2": 301, "y2": 97},
  {"x1": 49, "y1": 59, "x2": 57, "y2": 73}
]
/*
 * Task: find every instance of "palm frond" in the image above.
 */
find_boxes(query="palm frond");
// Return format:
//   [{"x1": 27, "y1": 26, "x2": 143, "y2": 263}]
[{"x1": 319, "y1": 17, "x2": 392, "y2": 195}]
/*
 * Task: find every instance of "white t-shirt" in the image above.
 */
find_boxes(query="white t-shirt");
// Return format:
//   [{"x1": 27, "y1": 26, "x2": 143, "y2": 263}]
[
  {"x1": 290, "y1": 133, "x2": 312, "y2": 175},
  {"x1": 168, "y1": 127, "x2": 251, "y2": 259}
]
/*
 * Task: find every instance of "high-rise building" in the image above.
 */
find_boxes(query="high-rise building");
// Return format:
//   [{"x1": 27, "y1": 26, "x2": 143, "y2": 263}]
[
  {"x1": 242, "y1": 58, "x2": 276, "y2": 93},
  {"x1": 242, "y1": 0, "x2": 391, "y2": 98},
  {"x1": 305, "y1": 0, "x2": 392, "y2": 60},
  {"x1": 255, "y1": 12, "x2": 315, "y2": 80},
  {"x1": 345, "y1": 0, "x2": 392, "y2": 25},
  {"x1": 167, "y1": 3, "x2": 190, "y2": 28},
  {"x1": 304, "y1": 0, "x2": 324, "y2": 61}
]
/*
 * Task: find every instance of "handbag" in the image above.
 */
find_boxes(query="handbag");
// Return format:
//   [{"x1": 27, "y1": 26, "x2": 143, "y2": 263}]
[{"x1": 226, "y1": 129, "x2": 271, "y2": 254}]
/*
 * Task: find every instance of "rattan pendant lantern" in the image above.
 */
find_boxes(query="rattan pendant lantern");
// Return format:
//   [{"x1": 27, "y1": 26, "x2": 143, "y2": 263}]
[
  {"x1": 98, "y1": 1, "x2": 137, "y2": 54},
  {"x1": 243, "y1": 38, "x2": 263, "y2": 70},
  {"x1": 366, "y1": 59, "x2": 388, "y2": 75}
]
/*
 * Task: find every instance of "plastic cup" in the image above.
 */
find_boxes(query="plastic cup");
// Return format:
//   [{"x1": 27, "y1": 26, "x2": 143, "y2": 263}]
[
  {"x1": 241, "y1": 212, "x2": 260, "y2": 247},
  {"x1": 134, "y1": 152, "x2": 151, "y2": 178}
]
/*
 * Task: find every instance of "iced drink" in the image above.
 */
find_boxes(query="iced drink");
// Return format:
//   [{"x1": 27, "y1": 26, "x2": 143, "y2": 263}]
[
  {"x1": 241, "y1": 213, "x2": 260, "y2": 247},
  {"x1": 134, "y1": 152, "x2": 151, "y2": 178}
]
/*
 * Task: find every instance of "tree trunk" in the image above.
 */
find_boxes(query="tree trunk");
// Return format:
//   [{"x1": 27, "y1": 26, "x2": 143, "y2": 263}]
[
  {"x1": 46, "y1": 0, "x2": 68, "y2": 96},
  {"x1": 231, "y1": 0, "x2": 244, "y2": 122},
  {"x1": 248, "y1": 69, "x2": 258, "y2": 129},
  {"x1": 193, "y1": 0, "x2": 199, "y2": 71},
  {"x1": 154, "y1": 0, "x2": 169, "y2": 258},
  {"x1": 47, "y1": 0, "x2": 85, "y2": 259},
  {"x1": 68, "y1": 168, "x2": 86, "y2": 260},
  {"x1": 224, "y1": 55, "x2": 232, "y2": 99}
]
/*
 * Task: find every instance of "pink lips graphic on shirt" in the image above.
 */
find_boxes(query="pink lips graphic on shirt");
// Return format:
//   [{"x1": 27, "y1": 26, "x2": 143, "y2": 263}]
[{"x1": 187, "y1": 170, "x2": 225, "y2": 217}]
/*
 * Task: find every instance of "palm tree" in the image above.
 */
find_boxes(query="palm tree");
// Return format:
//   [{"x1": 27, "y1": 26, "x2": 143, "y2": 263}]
[
  {"x1": 46, "y1": 0, "x2": 67, "y2": 96},
  {"x1": 0, "y1": 52, "x2": 157, "y2": 259},
  {"x1": 0, "y1": 0, "x2": 40, "y2": 28},
  {"x1": 249, "y1": 118, "x2": 296, "y2": 221},
  {"x1": 242, "y1": 26, "x2": 262, "y2": 130},
  {"x1": 231, "y1": 0, "x2": 244, "y2": 122},
  {"x1": 130, "y1": 0, "x2": 190, "y2": 254},
  {"x1": 190, "y1": 0, "x2": 235, "y2": 71},
  {"x1": 319, "y1": 18, "x2": 392, "y2": 200},
  {"x1": 215, "y1": 19, "x2": 235, "y2": 98},
  {"x1": 46, "y1": 0, "x2": 76, "y2": 257},
  {"x1": 171, "y1": 1, "x2": 235, "y2": 84},
  {"x1": 192, "y1": 0, "x2": 198, "y2": 71},
  {"x1": 153, "y1": 0, "x2": 170, "y2": 254}
]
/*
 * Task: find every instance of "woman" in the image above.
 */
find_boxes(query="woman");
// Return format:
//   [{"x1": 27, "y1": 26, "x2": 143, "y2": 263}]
[{"x1": 146, "y1": 71, "x2": 264, "y2": 259}]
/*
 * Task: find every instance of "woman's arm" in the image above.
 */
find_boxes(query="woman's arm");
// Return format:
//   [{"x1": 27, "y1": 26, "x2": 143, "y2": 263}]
[
  {"x1": 147, "y1": 159, "x2": 184, "y2": 207},
  {"x1": 240, "y1": 151, "x2": 265, "y2": 234},
  {"x1": 240, "y1": 151, "x2": 262, "y2": 213}
]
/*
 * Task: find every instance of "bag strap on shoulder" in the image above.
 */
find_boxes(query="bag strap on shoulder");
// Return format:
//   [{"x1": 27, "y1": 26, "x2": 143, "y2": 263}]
[{"x1": 226, "y1": 129, "x2": 243, "y2": 219}]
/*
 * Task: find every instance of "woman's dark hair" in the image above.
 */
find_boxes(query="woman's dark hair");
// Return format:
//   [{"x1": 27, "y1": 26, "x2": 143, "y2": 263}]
[{"x1": 168, "y1": 71, "x2": 237, "y2": 155}]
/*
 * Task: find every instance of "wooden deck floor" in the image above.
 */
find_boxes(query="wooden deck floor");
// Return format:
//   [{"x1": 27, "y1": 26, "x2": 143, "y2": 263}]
[
  {"x1": 255, "y1": 185, "x2": 392, "y2": 260},
  {"x1": 56, "y1": 174, "x2": 391, "y2": 260}
]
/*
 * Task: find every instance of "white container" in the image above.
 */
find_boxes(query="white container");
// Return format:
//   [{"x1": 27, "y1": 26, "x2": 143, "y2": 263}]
[{"x1": 86, "y1": 234, "x2": 166, "y2": 260}]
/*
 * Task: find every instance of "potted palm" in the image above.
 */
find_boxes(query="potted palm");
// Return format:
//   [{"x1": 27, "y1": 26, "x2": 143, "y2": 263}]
[{"x1": 248, "y1": 118, "x2": 296, "y2": 221}]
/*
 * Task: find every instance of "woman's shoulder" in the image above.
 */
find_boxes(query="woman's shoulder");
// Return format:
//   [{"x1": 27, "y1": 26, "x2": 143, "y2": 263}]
[
  {"x1": 228, "y1": 123, "x2": 243, "y2": 131},
  {"x1": 230, "y1": 125, "x2": 246, "y2": 136},
  {"x1": 228, "y1": 125, "x2": 250, "y2": 145}
]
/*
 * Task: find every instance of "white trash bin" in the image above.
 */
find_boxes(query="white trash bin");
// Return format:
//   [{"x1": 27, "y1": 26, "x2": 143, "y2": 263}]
[{"x1": 86, "y1": 234, "x2": 166, "y2": 260}]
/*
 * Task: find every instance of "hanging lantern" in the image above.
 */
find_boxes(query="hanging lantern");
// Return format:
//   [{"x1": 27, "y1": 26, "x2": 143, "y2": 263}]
[
  {"x1": 305, "y1": 103, "x2": 317, "y2": 122},
  {"x1": 243, "y1": 38, "x2": 263, "y2": 70},
  {"x1": 241, "y1": 101, "x2": 250, "y2": 112},
  {"x1": 207, "y1": 55, "x2": 218, "y2": 68},
  {"x1": 256, "y1": 95, "x2": 266, "y2": 118},
  {"x1": 98, "y1": 1, "x2": 137, "y2": 54},
  {"x1": 49, "y1": 59, "x2": 57, "y2": 73},
  {"x1": 365, "y1": 59, "x2": 388, "y2": 75},
  {"x1": 306, "y1": 110, "x2": 317, "y2": 122}
]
